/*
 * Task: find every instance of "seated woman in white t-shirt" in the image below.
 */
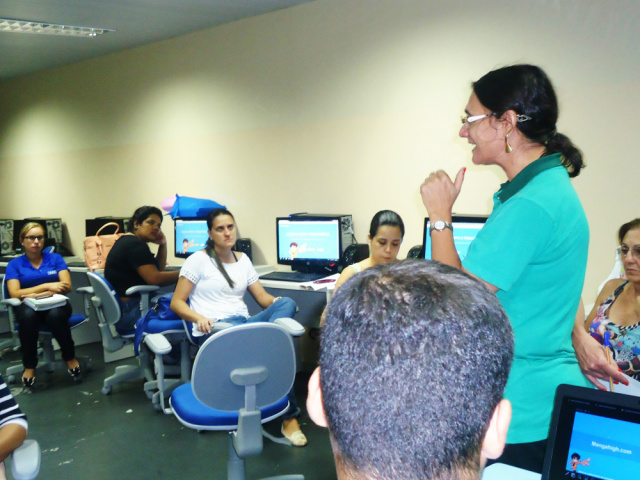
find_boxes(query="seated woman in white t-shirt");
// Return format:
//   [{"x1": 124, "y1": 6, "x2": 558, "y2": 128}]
[{"x1": 170, "y1": 208, "x2": 306, "y2": 446}]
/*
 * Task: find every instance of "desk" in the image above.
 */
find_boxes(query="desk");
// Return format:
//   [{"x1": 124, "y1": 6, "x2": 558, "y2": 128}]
[
  {"x1": 245, "y1": 266, "x2": 329, "y2": 367},
  {"x1": 482, "y1": 464, "x2": 541, "y2": 480}
]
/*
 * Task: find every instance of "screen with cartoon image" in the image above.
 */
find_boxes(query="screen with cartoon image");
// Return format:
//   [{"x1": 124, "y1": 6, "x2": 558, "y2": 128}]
[
  {"x1": 563, "y1": 411, "x2": 640, "y2": 479},
  {"x1": 545, "y1": 390, "x2": 640, "y2": 480},
  {"x1": 277, "y1": 219, "x2": 340, "y2": 262},
  {"x1": 174, "y1": 218, "x2": 209, "y2": 258}
]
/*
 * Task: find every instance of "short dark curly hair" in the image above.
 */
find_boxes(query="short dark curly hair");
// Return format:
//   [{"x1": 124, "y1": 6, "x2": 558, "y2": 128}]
[{"x1": 320, "y1": 259, "x2": 514, "y2": 480}]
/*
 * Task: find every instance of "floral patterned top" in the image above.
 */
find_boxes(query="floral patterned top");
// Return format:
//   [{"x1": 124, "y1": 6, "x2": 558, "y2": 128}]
[{"x1": 589, "y1": 281, "x2": 640, "y2": 380}]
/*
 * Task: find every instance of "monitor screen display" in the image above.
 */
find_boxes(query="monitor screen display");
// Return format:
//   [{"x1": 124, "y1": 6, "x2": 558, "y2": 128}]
[
  {"x1": 422, "y1": 215, "x2": 488, "y2": 261},
  {"x1": 544, "y1": 387, "x2": 640, "y2": 480},
  {"x1": 174, "y1": 217, "x2": 209, "y2": 258},
  {"x1": 276, "y1": 217, "x2": 342, "y2": 272}
]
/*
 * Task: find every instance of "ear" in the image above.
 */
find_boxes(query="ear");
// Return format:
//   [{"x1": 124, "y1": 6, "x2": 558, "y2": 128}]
[
  {"x1": 480, "y1": 399, "x2": 512, "y2": 461},
  {"x1": 499, "y1": 110, "x2": 518, "y2": 134},
  {"x1": 307, "y1": 367, "x2": 328, "y2": 428}
]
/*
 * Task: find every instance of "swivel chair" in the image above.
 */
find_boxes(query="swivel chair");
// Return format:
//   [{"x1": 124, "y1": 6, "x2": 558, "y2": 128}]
[
  {"x1": 1, "y1": 276, "x2": 90, "y2": 383},
  {"x1": 0, "y1": 274, "x2": 20, "y2": 357},
  {"x1": 169, "y1": 322, "x2": 304, "y2": 480},
  {"x1": 86, "y1": 272, "x2": 187, "y2": 410}
]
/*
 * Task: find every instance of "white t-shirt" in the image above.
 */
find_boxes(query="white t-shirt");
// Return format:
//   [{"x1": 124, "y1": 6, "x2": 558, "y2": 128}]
[{"x1": 179, "y1": 250, "x2": 259, "y2": 336}]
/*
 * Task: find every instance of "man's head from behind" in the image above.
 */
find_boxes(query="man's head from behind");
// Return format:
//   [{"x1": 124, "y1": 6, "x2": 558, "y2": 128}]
[{"x1": 308, "y1": 260, "x2": 514, "y2": 480}]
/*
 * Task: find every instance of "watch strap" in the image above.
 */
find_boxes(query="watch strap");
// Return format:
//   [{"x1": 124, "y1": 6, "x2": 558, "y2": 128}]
[{"x1": 429, "y1": 221, "x2": 453, "y2": 233}]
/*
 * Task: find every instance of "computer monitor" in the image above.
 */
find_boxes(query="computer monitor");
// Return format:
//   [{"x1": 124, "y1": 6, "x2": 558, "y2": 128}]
[
  {"x1": 174, "y1": 217, "x2": 209, "y2": 259},
  {"x1": 276, "y1": 216, "x2": 344, "y2": 274},
  {"x1": 422, "y1": 214, "x2": 488, "y2": 261},
  {"x1": 13, "y1": 218, "x2": 64, "y2": 253}
]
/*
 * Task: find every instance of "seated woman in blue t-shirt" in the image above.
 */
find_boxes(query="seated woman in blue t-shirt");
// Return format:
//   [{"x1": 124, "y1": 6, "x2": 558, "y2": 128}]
[
  {"x1": 5, "y1": 222, "x2": 82, "y2": 388},
  {"x1": 104, "y1": 206, "x2": 180, "y2": 330}
]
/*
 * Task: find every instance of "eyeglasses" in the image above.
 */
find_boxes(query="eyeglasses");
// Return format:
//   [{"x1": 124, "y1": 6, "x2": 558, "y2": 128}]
[
  {"x1": 24, "y1": 235, "x2": 45, "y2": 242},
  {"x1": 460, "y1": 113, "x2": 533, "y2": 125},
  {"x1": 460, "y1": 113, "x2": 494, "y2": 125},
  {"x1": 618, "y1": 245, "x2": 640, "y2": 260}
]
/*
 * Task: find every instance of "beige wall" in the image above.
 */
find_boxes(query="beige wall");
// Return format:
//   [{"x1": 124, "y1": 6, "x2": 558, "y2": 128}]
[{"x1": 1, "y1": 0, "x2": 638, "y2": 300}]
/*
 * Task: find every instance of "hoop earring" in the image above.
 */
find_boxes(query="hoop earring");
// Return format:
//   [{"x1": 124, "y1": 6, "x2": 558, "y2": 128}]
[{"x1": 505, "y1": 131, "x2": 513, "y2": 153}]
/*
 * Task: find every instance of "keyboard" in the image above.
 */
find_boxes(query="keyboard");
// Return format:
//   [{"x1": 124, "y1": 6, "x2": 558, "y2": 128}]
[
  {"x1": 66, "y1": 261, "x2": 88, "y2": 268},
  {"x1": 259, "y1": 271, "x2": 326, "y2": 283}
]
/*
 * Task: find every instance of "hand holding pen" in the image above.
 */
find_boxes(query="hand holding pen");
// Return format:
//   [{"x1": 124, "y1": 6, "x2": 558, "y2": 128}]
[{"x1": 603, "y1": 331, "x2": 615, "y2": 392}]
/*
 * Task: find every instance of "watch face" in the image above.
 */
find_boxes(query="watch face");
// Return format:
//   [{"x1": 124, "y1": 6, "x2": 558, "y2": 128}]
[{"x1": 434, "y1": 220, "x2": 445, "y2": 230}]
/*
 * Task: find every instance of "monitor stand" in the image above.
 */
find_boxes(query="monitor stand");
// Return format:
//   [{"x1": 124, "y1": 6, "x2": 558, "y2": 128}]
[{"x1": 292, "y1": 264, "x2": 338, "y2": 275}]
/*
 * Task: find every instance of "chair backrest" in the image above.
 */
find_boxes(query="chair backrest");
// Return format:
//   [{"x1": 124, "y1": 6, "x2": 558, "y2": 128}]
[
  {"x1": 192, "y1": 323, "x2": 295, "y2": 412},
  {"x1": 86, "y1": 272, "x2": 122, "y2": 326}
]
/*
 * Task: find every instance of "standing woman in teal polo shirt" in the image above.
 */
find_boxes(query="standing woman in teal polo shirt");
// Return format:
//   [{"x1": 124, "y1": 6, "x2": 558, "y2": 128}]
[{"x1": 420, "y1": 65, "x2": 591, "y2": 473}]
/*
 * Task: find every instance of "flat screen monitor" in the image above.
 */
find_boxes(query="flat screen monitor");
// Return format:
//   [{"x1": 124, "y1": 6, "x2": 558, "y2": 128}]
[
  {"x1": 13, "y1": 218, "x2": 62, "y2": 253},
  {"x1": 543, "y1": 384, "x2": 640, "y2": 480},
  {"x1": 174, "y1": 217, "x2": 209, "y2": 259},
  {"x1": 422, "y1": 215, "x2": 488, "y2": 261},
  {"x1": 276, "y1": 216, "x2": 342, "y2": 274}
]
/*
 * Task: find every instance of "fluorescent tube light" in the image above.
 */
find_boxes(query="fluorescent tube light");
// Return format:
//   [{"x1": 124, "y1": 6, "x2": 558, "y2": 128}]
[{"x1": 0, "y1": 18, "x2": 115, "y2": 37}]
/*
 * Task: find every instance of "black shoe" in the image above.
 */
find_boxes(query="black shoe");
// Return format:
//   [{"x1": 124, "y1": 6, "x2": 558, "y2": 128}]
[
  {"x1": 68, "y1": 365, "x2": 82, "y2": 383},
  {"x1": 22, "y1": 376, "x2": 35, "y2": 388}
]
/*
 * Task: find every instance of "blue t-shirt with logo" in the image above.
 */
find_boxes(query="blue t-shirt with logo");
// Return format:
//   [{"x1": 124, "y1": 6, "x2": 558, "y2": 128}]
[{"x1": 5, "y1": 252, "x2": 69, "y2": 289}]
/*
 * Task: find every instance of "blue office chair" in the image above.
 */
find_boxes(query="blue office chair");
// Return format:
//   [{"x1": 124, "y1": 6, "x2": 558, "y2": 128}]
[
  {"x1": 0, "y1": 274, "x2": 20, "y2": 357},
  {"x1": 86, "y1": 272, "x2": 188, "y2": 410},
  {"x1": 169, "y1": 322, "x2": 304, "y2": 480},
  {"x1": 0, "y1": 276, "x2": 90, "y2": 383}
]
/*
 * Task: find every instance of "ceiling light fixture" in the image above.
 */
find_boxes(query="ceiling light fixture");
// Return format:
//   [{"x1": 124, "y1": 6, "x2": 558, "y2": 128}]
[{"x1": 0, "y1": 18, "x2": 115, "y2": 37}]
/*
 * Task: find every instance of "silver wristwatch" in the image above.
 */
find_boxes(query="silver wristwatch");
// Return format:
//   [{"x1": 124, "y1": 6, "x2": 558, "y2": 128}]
[{"x1": 429, "y1": 220, "x2": 453, "y2": 233}]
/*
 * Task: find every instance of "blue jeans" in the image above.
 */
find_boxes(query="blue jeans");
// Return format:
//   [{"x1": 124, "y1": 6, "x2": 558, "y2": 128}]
[
  {"x1": 119, "y1": 298, "x2": 141, "y2": 332},
  {"x1": 220, "y1": 297, "x2": 297, "y2": 326},
  {"x1": 199, "y1": 297, "x2": 300, "y2": 419}
]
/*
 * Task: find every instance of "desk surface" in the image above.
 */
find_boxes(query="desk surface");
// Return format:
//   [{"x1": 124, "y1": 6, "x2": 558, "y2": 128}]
[
  {"x1": 255, "y1": 265, "x2": 337, "y2": 291},
  {"x1": 0, "y1": 255, "x2": 87, "y2": 269},
  {"x1": 482, "y1": 463, "x2": 541, "y2": 480}
]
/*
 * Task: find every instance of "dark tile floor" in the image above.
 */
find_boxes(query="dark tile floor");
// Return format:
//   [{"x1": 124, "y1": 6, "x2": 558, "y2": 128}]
[{"x1": 0, "y1": 341, "x2": 337, "y2": 480}]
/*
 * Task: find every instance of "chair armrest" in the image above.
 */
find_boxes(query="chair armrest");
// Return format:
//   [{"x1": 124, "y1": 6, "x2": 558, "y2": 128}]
[
  {"x1": 274, "y1": 318, "x2": 305, "y2": 337},
  {"x1": 144, "y1": 333, "x2": 172, "y2": 355},
  {"x1": 125, "y1": 285, "x2": 160, "y2": 296},
  {"x1": 11, "y1": 439, "x2": 41, "y2": 480},
  {"x1": 126, "y1": 285, "x2": 160, "y2": 315},
  {"x1": 0, "y1": 298, "x2": 21, "y2": 308},
  {"x1": 76, "y1": 286, "x2": 93, "y2": 295}
]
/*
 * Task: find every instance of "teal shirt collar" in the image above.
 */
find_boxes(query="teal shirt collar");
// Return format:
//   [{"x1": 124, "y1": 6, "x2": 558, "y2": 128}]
[{"x1": 497, "y1": 153, "x2": 563, "y2": 203}]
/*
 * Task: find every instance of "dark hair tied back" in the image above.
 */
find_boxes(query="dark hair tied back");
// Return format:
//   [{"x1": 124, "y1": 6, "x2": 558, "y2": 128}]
[
  {"x1": 618, "y1": 218, "x2": 640, "y2": 244},
  {"x1": 205, "y1": 208, "x2": 236, "y2": 288},
  {"x1": 369, "y1": 210, "x2": 405, "y2": 238},
  {"x1": 127, "y1": 206, "x2": 163, "y2": 231},
  {"x1": 473, "y1": 64, "x2": 584, "y2": 177}
]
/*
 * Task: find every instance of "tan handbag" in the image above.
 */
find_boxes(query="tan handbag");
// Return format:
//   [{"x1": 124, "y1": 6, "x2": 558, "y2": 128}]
[{"x1": 84, "y1": 222, "x2": 123, "y2": 271}]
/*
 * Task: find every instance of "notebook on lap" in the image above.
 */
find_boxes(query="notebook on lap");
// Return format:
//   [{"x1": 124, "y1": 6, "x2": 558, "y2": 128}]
[{"x1": 542, "y1": 384, "x2": 640, "y2": 480}]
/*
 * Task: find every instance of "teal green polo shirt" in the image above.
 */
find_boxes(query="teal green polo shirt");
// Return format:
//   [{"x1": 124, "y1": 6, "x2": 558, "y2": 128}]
[{"x1": 463, "y1": 153, "x2": 590, "y2": 444}]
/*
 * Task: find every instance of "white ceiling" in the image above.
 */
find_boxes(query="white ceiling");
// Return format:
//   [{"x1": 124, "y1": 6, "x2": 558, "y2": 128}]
[{"x1": 0, "y1": 0, "x2": 314, "y2": 81}]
